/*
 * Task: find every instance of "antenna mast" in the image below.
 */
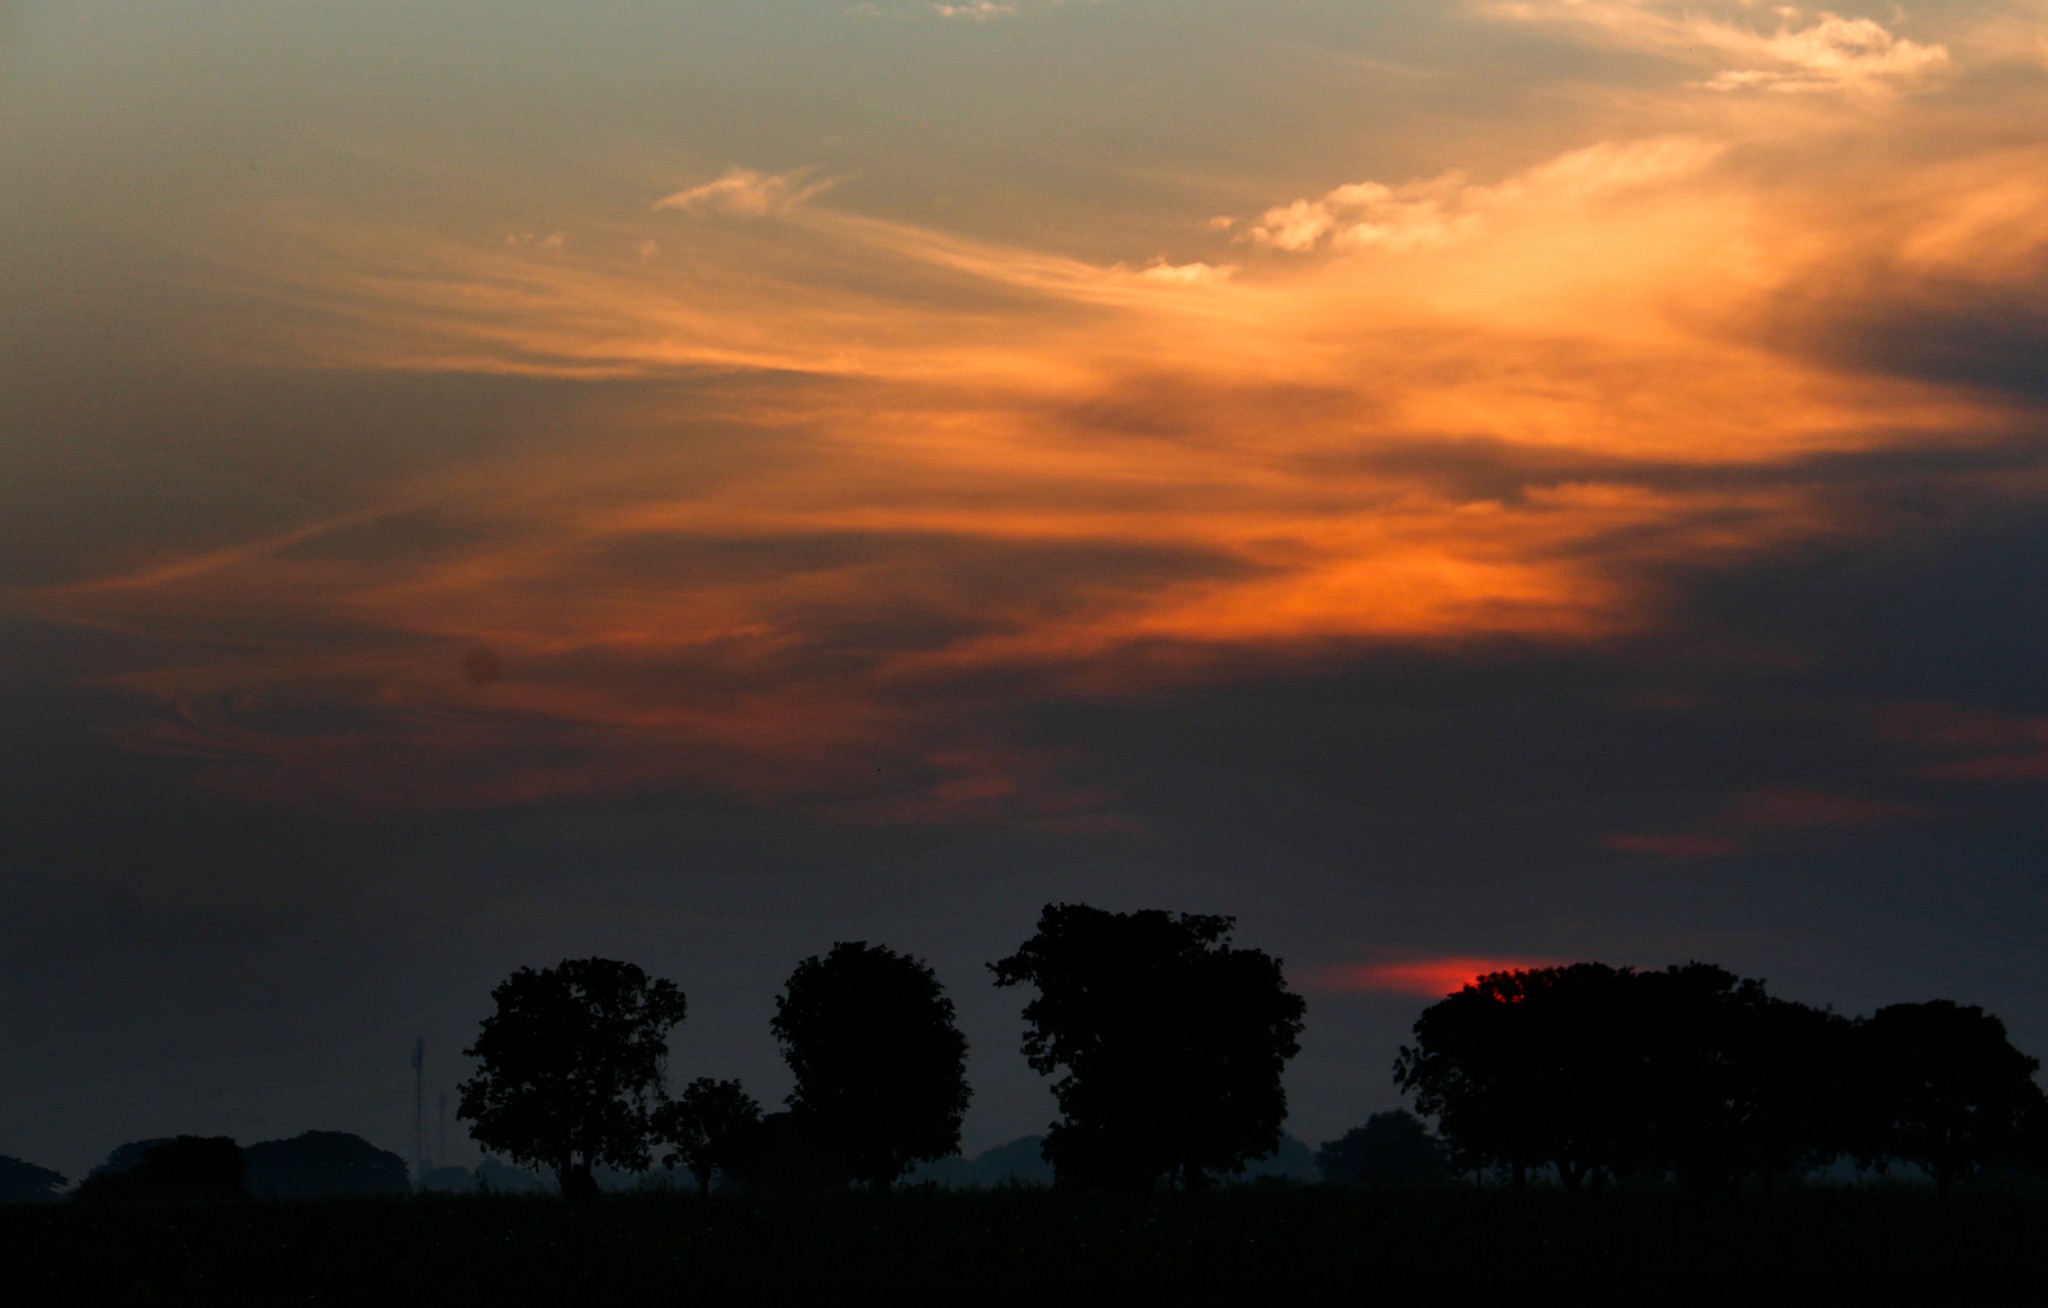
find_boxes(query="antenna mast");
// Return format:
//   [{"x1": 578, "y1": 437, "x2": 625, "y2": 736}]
[{"x1": 411, "y1": 1038, "x2": 426, "y2": 1178}]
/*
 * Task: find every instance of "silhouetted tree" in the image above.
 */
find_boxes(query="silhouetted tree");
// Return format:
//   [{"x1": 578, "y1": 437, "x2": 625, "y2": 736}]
[
  {"x1": 458, "y1": 957, "x2": 687, "y2": 1200},
  {"x1": 1714, "y1": 990, "x2": 1855, "y2": 1189},
  {"x1": 1395, "y1": 965, "x2": 1608, "y2": 1191},
  {"x1": 1317, "y1": 1110, "x2": 1450, "y2": 1184},
  {"x1": 74, "y1": 1136, "x2": 245, "y2": 1202},
  {"x1": 1851, "y1": 1000, "x2": 2047, "y2": 1193},
  {"x1": 1396, "y1": 961, "x2": 1850, "y2": 1192},
  {"x1": 656, "y1": 1077, "x2": 763, "y2": 1195},
  {"x1": 990, "y1": 904, "x2": 1306, "y2": 1192},
  {"x1": 1633, "y1": 963, "x2": 1801, "y2": 1194},
  {"x1": 0, "y1": 1155, "x2": 67, "y2": 1203},
  {"x1": 242, "y1": 1131, "x2": 410, "y2": 1198},
  {"x1": 772, "y1": 942, "x2": 970, "y2": 1189}
]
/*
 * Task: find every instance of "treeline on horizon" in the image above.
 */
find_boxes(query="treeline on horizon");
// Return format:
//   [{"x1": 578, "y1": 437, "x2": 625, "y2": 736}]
[{"x1": 4, "y1": 903, "x2": 2044, "y2": 1204}]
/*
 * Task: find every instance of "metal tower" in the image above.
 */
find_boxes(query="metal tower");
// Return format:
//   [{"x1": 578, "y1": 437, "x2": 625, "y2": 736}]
[{"x1": 411, "y1": 1038, "x2": 426, "y2": 1178}]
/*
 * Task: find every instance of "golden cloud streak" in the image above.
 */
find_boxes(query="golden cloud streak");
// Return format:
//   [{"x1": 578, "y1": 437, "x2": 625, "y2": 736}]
[{"x1": 26, "y1": 80, "x2": 2048, "y2": 815}]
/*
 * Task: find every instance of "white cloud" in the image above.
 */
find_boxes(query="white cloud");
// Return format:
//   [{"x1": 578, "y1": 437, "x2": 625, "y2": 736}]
[
  {"x1": 503, "y1": 230, "x2": 569, "y2": 251},
  {"x1": 1491, "y1": 2, "x2": 1949, "y2": 95},
  {"x1": 1244, "y1": 136, "x2": 1722, "y2": 255},
  {"x1": 654, "y1": 167, "x2": 835, "y2": 217},
  {"x1": 932, "y1": 2, "x2": 1016, "y2": 17},
  {"x1": 1137, "y1": 260, "x2": 1237, "y2": 284}
]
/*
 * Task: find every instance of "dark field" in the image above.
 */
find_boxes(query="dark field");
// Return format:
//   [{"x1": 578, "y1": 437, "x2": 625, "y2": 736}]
[{"x1": 9, "y1": 1186, "x2": 2046, "y2": 1302}]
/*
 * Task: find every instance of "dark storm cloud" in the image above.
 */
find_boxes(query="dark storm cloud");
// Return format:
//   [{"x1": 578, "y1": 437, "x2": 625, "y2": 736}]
[{"x1": 1782, "y1": 265, "x2": 2048, "y2": 406}]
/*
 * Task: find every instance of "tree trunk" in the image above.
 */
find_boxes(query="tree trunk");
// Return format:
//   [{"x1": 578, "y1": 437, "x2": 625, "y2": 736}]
[{"x1": 560, "y1": 1157, "x2": 599, "y2": 1201}]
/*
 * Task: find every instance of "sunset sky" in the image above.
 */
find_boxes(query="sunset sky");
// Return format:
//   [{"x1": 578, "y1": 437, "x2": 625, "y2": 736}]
[{"x1": 5, "y1": 0, "x2": 2048, "y2": 1177}]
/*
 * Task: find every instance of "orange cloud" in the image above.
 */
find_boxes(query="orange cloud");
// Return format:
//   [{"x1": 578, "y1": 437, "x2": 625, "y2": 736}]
[{"x1": 22, "y1": 32, "x2": 2048, "y2": 815}]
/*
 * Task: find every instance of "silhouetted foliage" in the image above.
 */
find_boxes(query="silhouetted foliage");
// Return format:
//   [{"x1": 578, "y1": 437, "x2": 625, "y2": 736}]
[
  {"x1": 1317, "y1": 1110, "x2": 1450, "y2": 1184},
  {"x1": 718, "y1": 1111, "x2": 851, "y2": 1193},
  {"x1": 655, "y1": 1077, "x2": 763, "y2": 1195},
  {"x1": 990, "y1": 903, "x2": 1307, "y2": 1192},
  {"x1": 771, "y1": 942, "x2": 970, "y2": 1189},
  {"x1": 1704, "y1": 987, "x2": 1856, "y2": 1189},
  {"x1": 458, "y1": 957, "x2": 688, "y2": 1200},
  {"x1": 242, "y1": 1131, "x2": 410, "y2": 1199},
  {"x1": 0, "y1": 1155, "x2": 67, "y2": 1203},
  {"x1": 1395, "y1": 962, "x2": 1856, "y2": 1192},
  {"x1": 74, "y1": 1136, "x2": 245, "y2": 1203},
  {"x1": 87, "y1": 1138, "x2": 175, "y2": 1181},
  {"x1": 1851, "y1": 1000, "x2": 2048, "y2": 1193}
]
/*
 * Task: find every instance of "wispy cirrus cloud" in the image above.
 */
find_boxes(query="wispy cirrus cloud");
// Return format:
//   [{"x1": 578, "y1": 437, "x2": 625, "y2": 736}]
[
  {"x1": 26, "y1": 10, "x2": 2048, "y2": 820},
  {"x1": 655, "y1": 167, "x2": 836, "y2": 217}
]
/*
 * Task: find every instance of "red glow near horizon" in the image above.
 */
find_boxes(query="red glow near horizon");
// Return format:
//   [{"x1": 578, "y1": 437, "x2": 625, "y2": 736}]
[{"x1": 1299, "y1": 958, "x2": 1553, "y2": 997}]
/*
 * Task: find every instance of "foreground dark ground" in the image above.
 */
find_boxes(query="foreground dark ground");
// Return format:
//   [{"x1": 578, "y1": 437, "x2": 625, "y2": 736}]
[{"x1": 9, "y1": 1185, "x2": 2045, "y2": 1302}]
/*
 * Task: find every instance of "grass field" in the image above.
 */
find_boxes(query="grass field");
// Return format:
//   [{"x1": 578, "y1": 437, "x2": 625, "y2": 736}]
[{"x1": 9, "y1": 1184, "x2": 2044, "y2": 1302}]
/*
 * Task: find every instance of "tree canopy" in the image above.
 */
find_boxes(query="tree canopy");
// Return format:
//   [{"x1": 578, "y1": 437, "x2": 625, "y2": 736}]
[
  {"x1": 1852, "y1": 1000, "x2": 2047, "y2": 1192},
  {"x1": 656, "y1": 1077, "x2": 763, "y2": 1195},
  {"x1": 771, "y1": 941, "x2": 970, "y2": 1189},
  {"x1": 1390, "y1": 963, "x2": 2048, "y2": 1192},
  {"x1": 458, "y1": 957, "x2": 687, "y2": 1199},
  {"x1": 73, "y1": 1136, "x2": 246, "y2": 1203},
  {"x1": 990, "y1": 903, "x2": 1306, "y2": 1192}
]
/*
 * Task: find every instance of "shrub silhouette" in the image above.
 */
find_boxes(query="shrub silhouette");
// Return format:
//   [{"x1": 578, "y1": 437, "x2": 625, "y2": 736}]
[
  {"x1": 74, "y1": 1136, "x2": 245, "y2": 1203},
  {"x1": 458, "y1": 957, "x2": 688, "y2": 1199},
  {"x1": 86, "y1": 1138, "x2": 174, "y2": 1181},
  {"x1": 243, "y1": 1131, "x2": 410, "y2": 1199},
  {"x1": 991, "y1": 903, "x2": 1306, "y2": 1192},
  {"x1": 1317, "y1": 1110, "x2": 1449, "y2": 1184},
  {"x1": 772, "y1": 942, "x2": 970, "y2": 1190}
]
